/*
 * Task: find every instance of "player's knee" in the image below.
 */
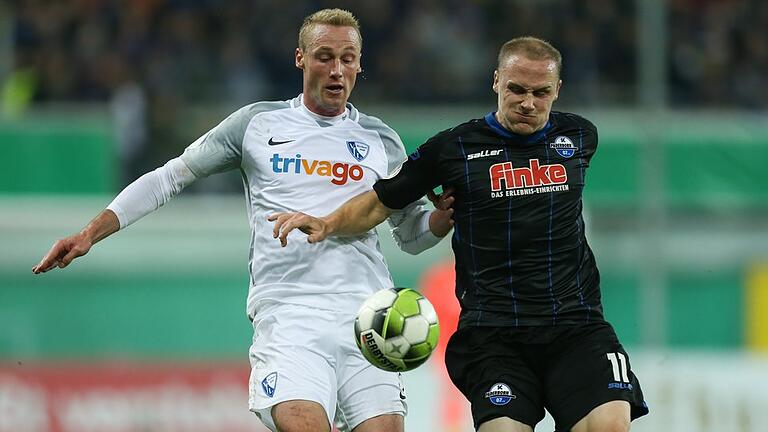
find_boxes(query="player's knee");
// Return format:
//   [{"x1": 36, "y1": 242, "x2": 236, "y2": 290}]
[
  {"x1": 272, "y1": 418, "x2": 331, "y2": 432},
  {"x1": 572, "y1": 400, "x2": 631, "y2": 432},
  {"x1": 599, "y1": 418, "x2": 630, "y2": 432},
  {"x1": 582, "y1": 414, "x2": 630, "y2": 432},
  {"x1": 351, "y1": 413, "x2": 404, "y2": 432}
]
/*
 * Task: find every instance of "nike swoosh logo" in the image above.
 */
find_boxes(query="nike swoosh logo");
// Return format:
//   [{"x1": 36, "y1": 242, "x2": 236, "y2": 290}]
[{"x1": 268, "y1": 138, "x2": 295, "y2": 146}]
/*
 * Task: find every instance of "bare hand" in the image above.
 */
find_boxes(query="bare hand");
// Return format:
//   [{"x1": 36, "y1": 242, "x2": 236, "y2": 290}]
[
  {"x1": 32, "y1": 233, "x2": 93, "y2": 274},
  {"x1": 426, "y1": 187, "x2": 455, "y2": 237},
  {"x1": 268, "y1": 212, "x2": 330, "y2": 247},
  {"x1": 427, "y1": 187, "x2": 455, "y2": 237},
  {"x1": 427, "y1": 187, "x2": 455, "y2": 211}
]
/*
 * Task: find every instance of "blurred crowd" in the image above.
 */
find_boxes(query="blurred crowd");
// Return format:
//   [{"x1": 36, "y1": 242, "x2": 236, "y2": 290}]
[
  {"x1": 668, "y1": 0, "x2": 768, "y2": 108},
  {"x1": 8, "y1": 0, "x2": 767, "y2": 108},
  {"x1": 3, "y1": 0, "x2": 767, "y2": 184}
]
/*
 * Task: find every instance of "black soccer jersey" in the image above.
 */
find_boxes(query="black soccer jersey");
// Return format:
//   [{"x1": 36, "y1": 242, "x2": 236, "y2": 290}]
[{"x1": 374, "y1": 111, "x2": 605, "y2": 328}]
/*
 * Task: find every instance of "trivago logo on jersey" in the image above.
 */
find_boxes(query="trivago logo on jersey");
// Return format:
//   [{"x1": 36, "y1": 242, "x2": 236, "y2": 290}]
[
  {"x1": 270, "y1": 153, "x2": 364, "y2": 185},
  {"x1": 489, "y1": 159, "x2": 567, "y2": 191}
]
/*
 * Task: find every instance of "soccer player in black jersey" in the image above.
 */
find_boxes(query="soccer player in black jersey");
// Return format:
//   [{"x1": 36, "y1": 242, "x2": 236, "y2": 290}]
[{"x1": 271, "y1": 36, "x2": 649, "y2": 432}]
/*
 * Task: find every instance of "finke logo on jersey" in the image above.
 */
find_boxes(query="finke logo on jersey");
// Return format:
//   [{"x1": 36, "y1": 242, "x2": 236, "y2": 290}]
[
  {"x1": 347, "y1": 141, "x2": 370, "y2": 162},
  {"x1": 489, "y1": 159, "x2": 567, "y2": 191},
  {"x1": 270, "y1": 153, "x2": 364, "y2": 185},
  {"x1": 484, "y1": 383, "x2": 516, "y2": 406},
  {"x1": 550, "y1": 136, "x2": 576, "y2": 158},
  {"x1": 467, "y1": 149, "x2": 503, "y2": 160},
  {"x1": 261, "y1": 372, "x2": 278, "y2": 397}
]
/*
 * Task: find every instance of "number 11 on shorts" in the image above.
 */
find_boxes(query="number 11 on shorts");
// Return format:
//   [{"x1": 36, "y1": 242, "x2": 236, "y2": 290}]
[{"x1": 606, "y1": 352, "x2": 630, "y2": 383}]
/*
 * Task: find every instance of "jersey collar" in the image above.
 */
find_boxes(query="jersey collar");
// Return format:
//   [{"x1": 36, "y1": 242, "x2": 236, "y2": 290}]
[
  {"x1": 294, "y1": 93, "x2": 359, "y2": 124},
  {"x1": 484, "y1": 112, "x2": 552, "y2": 143}
]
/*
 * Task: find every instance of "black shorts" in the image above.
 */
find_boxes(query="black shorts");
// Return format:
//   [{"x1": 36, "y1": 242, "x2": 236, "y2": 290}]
[{"x1": 445, "y1": 321, "x2": 649, "y2": 431}]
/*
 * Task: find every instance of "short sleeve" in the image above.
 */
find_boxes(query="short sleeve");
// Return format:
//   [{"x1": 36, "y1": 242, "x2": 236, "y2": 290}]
[{"x1": 373, "y1": 135, "x2": 443, "y2": 210}]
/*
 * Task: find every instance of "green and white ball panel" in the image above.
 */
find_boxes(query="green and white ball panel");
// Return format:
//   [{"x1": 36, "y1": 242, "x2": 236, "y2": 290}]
[
  {"x1": 402, "y1": 314, "x2": 430, "y2": 345},
  {"x1": 417, "y1": 297, "x2": 438, "y2": 324},
  {"x1": 384, "y1": 308, "x2": 406, "y2": 338},
  {"x1": 391, "y1": 289, "x2": 422, "y2": 317},
  {"x1": 384, "y1": 335, "x2": 411, "y2": 359},
  {"x1": 367, "y1": 288, "x2": 399, "y2": 311},
  {"x1": 354, "y1": 288, "x2": 397, "y2": 336},
  {"x1": 354, "y1": 287, "x2": 441, "y2": 372}
]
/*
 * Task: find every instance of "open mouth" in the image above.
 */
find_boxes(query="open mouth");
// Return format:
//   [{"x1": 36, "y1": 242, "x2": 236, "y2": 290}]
[{"x1": 326, "y1": 84, "x2": 344, "y2": 94}]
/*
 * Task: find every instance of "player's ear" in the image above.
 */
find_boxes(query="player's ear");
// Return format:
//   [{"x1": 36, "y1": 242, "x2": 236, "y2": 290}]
[
  {"x1": 295, "y1": 48, "x2": 304, "y2": 69},
  {"x1": 492, "y1": 70, "x2": 499, "y2": 94},
  {"x1": 554, "y1": 79, "x2": 562, "y2": 101}
]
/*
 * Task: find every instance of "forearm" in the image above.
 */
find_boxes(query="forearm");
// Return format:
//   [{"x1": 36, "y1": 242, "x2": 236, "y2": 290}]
[
  {"x1": 32, "y1": 208, "x2": 121, "y2": 273},
  {"x1": 107, "y1": 157, "x2": 196, "y2": 228},
  {"x1": 389, "y1": 202, "x2": 444, "y2": 255},
  {"x1": 80, "y1": 209, "x2": 120, "y2": 245},
  {"x1": 324, "y1": 190, "x2": 392, "y2": 236}
]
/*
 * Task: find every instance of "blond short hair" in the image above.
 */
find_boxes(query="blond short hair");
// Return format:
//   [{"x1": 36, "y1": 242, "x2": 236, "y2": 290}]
[
  {"x1": 498, "y1": 36, "x2": 562, "y2": 78},
  {"x1": 298, "y1": 8, "x2": 362, "y2": 52}
]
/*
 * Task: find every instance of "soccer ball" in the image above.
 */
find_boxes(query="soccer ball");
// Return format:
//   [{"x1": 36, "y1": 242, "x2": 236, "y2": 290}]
[{"x1": 354, "y1": 287, "x2": 440, "y2": 372}]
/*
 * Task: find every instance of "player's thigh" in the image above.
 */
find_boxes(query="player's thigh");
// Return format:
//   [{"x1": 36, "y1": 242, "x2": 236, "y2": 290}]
[
  {"x1": 272, "y1": 399, "x2": 331, "y2": 432},
  {"x1": 351, "y1": 413, "x2": 403, "y2": 432},
  {"x1": 335, "y1": 315, "x2": 406, "y2": 431},
  {"x1": 249, "y1": 305, "x2": 339, "y2": 430},
  {"x1": 445, "y1": 326, "x2": 545, "y2": 430},
  {"x1": 543, "y1": 322, "x2": 647, "y2": 432},
  {"x1": 570, "y1": 400, "x2": 630, "y2": 432}
]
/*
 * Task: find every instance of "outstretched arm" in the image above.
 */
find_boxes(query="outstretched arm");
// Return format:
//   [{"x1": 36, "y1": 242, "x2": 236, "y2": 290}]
[
  {"x1": 269, "y1": 190, "x2": 391, "y2": 247},
  {"x1": 32, "y1": 209, "x2": 119, "y2": 273},
  {"x1": 31, "y1": 104, "x2": 253, "y2": 274},
  {"x1": 32, "y1": 157, "x2": 198, "y2": 274}
]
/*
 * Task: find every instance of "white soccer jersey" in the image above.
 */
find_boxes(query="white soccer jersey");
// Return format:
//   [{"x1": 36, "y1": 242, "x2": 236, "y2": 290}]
[{"x1": 175, "y1": 95, "x2": 437, "y2": 317}]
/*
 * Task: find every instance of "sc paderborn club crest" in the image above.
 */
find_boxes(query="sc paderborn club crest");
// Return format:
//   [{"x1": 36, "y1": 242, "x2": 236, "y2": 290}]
[
  {"x1": 347, "y1": 141, "x2": 370, "y2": 162},
  {"x1": 484, "y1": 382, "x2": 516, "y2": 406},
  {"x1": 550, "y1": 136, "x2": 576, "y2": 158}
]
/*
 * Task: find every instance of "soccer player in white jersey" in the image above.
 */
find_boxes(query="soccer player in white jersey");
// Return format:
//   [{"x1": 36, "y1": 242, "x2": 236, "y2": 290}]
[{"x1": 33, "y1": 9, "x2": 453, "y2": 432}]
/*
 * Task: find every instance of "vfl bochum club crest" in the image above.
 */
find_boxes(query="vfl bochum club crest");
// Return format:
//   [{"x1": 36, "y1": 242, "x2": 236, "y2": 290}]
[
  {"x1": 485, "y1": 382, "x2": 516, "y2": 406},
  {"x1": 550, "y1": 136, "x2": 577, "y2": 158},
  {"x1": 347, "y1": 141, "x2": 370, "y2": 162},
  {"x1": 261, "y1": 372, "x2": 278, "y2": 398}
]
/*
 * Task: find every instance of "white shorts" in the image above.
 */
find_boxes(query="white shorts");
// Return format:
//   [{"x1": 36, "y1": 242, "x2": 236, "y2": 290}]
[{"x1": 248, "y1": 303, "x2": 407, "y2": 431}]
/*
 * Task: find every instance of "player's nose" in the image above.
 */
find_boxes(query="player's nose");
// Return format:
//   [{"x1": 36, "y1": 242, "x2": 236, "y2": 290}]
[
  {"x1": 520, "y1": 94, "x2": 535, "y2": 111},
  {"x1": 329, "y1": 59, "x2": 343, "y2": 77},
  {"x1": 520, "y1": 96, "x2": 536, "y2": 112}
]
